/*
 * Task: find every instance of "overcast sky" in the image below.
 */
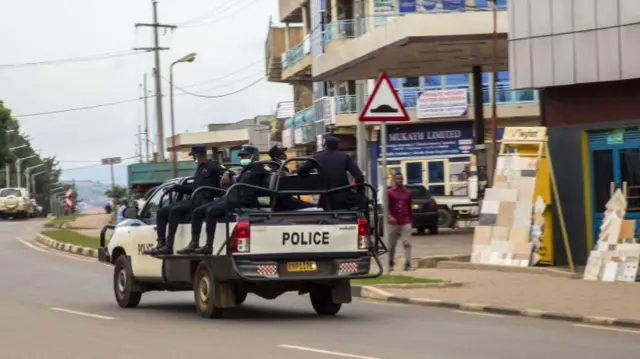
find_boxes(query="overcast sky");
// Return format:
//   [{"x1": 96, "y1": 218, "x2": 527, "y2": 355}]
[{"x1": 0, "y1": 0, "x2": 291, "y2": 184}]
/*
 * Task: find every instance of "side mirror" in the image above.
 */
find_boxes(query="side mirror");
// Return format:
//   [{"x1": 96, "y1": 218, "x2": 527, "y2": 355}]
[{"x1": 123, "y1": 206, "x2": 138, "y2": 219}]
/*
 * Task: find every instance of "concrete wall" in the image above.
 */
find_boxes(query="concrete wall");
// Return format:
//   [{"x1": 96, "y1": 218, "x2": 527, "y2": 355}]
[
  {"x1": 509, "y1": 0, "x2": 640, "y2": 89},
  {"x1": 293, "y1": 83, "x2": 314, "y2": 111}
]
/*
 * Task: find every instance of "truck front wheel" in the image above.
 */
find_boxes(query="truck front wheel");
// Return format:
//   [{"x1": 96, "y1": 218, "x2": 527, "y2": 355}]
[
  {"x1": 113, "y1": 255, "x2": 142, "y2": 308},
  {"x1": 193, "y1": 261, "x2": 226, "y2": 319},
  {"x1": 310, "y1": 286, "x2": 342, "y2": 316}
]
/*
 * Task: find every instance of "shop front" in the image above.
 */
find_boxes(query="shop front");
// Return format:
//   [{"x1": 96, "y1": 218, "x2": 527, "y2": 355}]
[{"x1": 369, "y1": 121, "x2": 474, "y2": 195}]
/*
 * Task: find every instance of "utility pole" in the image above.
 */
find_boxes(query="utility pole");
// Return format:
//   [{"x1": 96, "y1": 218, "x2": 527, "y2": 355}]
[
  {"x1": 142, "y1": 73, "x2": 151, "y2": 163},
  {"x1": 137, "y1": 125, "x2": 143, "y2": 162},
  {"x1": 354, "y1": 0, "x2": 368, "y2": 177},
  {"x1": 101, "y1": 157, "x2": 122, "y2": 192},
  {"x1": 134, "y1": 0, "x2": 176, "y2": 163}
]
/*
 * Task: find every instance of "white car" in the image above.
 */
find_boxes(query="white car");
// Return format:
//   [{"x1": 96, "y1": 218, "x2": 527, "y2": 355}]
[
  {"x1": 98, "y1": 173, "x2": 384, "y2": 319},
  {"x1": 0, "y1": 188, "x2": 34, "y2": 219}
]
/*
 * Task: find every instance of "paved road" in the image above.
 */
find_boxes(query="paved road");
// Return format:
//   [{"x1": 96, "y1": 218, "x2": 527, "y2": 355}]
[{"x1": 1, "y1": 220, "x2": 639, "y2": 359}]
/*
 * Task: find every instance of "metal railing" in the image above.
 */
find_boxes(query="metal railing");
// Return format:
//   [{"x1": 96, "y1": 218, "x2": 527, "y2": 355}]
[
  {"x1": 282, "y1": 34, "x2": 311, "y2": 69},
  {"x1": 333, "y1": 83, "x2": 539, "y2": 114}
]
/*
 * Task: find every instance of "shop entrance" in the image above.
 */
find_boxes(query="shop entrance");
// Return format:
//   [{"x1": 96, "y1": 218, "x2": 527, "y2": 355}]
[{"x1": 588, "y1": 130, "x2": 640, "y2": 244}]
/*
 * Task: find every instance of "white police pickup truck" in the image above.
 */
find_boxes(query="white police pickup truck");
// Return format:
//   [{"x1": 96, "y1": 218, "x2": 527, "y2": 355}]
[{"x1": 98, "y1": 160, "x2": 385, "y2": 319}]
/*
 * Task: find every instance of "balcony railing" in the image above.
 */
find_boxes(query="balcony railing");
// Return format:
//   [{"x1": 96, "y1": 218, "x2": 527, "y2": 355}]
[
  {"x1": 324, "y1": 5, "x2": 508, "y2": 45},
  {"x1": 333, "y1": 83, "x2": 539, "y2": 114},
  {"x1": 282, "y1": 34, "x2": 311, "y2": 69}
]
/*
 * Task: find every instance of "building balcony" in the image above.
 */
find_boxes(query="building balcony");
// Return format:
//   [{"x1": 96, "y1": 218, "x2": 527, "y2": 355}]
[
  {"x1": 281, "y1": 35, "x2": 312, "y2": 81},
  {"x1": 331, "y1": 83, "x2": 540, "y2": 127},
  {"x1": 279, "y1": 0, "x2": 307, "y2": 23},
  {"x1": 265, "y1": 25, "x2": 304, "y2": 83},
  {"x1": 166, "y1": 129, "x2": 251, "y2": 153},
  {"x1": 313, "y1": 8, "x2": 509, "y2": 81}
]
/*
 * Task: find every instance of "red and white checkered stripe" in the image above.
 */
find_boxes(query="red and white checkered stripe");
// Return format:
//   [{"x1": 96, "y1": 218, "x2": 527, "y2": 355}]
[
  {"x1": 339, "y1": 262, "x2": 359, "y2": 274},
  {"x1": 256, "y1": 265, "x2": 278, "y2": 276}
]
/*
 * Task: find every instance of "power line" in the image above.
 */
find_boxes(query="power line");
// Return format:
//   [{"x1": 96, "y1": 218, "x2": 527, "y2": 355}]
[
  {"x1": 170, "y1": 76, "x2": 266, "y2": 98},
  {"x1": 60, "y1": 156, "x2": 137, "y2": 172},
  {"x1": 180, "y1": 0, "x2": 261, "y2": 28},
  {"x1": 175, "y1": 1, "x2": 238, "y2": 26},
  {"x1": 179, "y1": 58, "x2": 264, "y2": 89},
  {"x1": 0, "y1": 50, "x2": 146, "y2": 69}
]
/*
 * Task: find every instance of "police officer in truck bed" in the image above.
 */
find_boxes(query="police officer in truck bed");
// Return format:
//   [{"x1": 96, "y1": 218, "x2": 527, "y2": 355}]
[
  {"x1": 146, "y1": 144, "x2": 230, "y2": 255},
  {"x1": 297, "y1": 135, "x2": 364, "y2": 210}
]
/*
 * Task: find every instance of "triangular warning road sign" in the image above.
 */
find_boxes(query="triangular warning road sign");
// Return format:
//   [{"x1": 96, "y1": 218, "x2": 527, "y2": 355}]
[{"x1": 359, "y1": 72, "x2": 410, "y2": 122}]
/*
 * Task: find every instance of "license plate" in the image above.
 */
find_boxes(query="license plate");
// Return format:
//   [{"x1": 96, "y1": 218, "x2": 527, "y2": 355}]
[{"x1": 286, "y1": 261, "x2": 317, "y2": 272}]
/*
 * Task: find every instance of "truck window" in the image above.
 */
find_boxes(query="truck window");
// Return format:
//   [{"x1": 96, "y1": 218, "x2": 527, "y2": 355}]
[{"x1": 140, "y1": 186, "x2": 174, "y2": 224}]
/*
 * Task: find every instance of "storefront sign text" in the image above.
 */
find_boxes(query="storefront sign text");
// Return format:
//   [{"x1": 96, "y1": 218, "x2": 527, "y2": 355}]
[
  {"x1": 502, "y1": 127, "x2": 547, "y2": 142},
  {"x1": 417, "y1": 89, "x2": 468, "y2": 119},
  {"x1": 381, "y1": 121, "x2": 474, "y2": 159}
]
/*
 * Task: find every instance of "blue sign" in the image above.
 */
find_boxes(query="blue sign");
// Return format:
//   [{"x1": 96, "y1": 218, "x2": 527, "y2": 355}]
[
  {"x1": 399, "y1": 0, "x2": 417, "y2": 13},
  {"x1": 380, "y1": 121, "x2": 474, "y2": 159}
]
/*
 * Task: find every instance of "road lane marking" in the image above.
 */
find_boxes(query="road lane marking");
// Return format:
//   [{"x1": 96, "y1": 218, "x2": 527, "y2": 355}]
[
  {"x1": 18, "y1": 238, "x2": 109, "y2": 266},
  {"x1": 50, "y1": 307, "x2": 116, "y2": 320},
  {"x1": 278, "y1": 345, "x2": 380, "y2": 359},
  {"x1": 452, "y1": 310, "x2": 506, "y2": 318},
  {"x1": 574, "y1": 324, "x2": 640, "y2": 334}
]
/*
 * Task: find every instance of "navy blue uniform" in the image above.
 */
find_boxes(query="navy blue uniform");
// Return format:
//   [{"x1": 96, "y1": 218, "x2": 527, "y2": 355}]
[
  {"x1": 156, "y1": 160, "x2": 228, "y2": 249},
  {"x1": 202, "y1": 162, "x2": 269, "y2": 248},
  {"x1": 297, "y1": 148, "x2": 364, "y2": 210}
]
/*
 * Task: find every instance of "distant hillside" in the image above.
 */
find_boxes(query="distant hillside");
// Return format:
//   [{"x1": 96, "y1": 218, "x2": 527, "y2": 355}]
[{"x1": 62, "y1": 180, "x2": 112, "y2": 213}]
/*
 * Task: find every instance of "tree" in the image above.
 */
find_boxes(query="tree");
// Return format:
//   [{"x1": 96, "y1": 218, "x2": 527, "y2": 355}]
[{"x1": 105, "y1": 185, "x2": 129, "y2": 205}]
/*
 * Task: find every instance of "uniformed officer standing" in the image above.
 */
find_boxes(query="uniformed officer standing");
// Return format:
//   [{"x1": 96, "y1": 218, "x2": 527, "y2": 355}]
[
  {"x1": 297, "y1": 136, "x2": 364, "y2": 210},
  {"x1": 146, "y1": 144, "x2": 229, "y2": 255},
  {"x1": 268, "y1": 145, "x2": 314, "y2": 211},
  {"x1": 194, "y1": 146, "x2": 268, "y2": 254}
]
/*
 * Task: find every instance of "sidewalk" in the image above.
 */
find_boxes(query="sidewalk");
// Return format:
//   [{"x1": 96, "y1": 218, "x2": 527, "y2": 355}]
[{"x1": 384, "y1": 268, "x2": 640, "y2": 321}]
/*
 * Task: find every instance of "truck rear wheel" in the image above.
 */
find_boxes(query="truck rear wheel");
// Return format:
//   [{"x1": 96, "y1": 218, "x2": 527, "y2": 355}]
[
  {"x1": 113, "y1": 255, "x2": 142, "y2": 308},
  {"x1": 193, "y1": 261, "x2": 225, "y2": 319},
  {"x1": 310, "y1": 286, "x2": 342, "y2": 316}
]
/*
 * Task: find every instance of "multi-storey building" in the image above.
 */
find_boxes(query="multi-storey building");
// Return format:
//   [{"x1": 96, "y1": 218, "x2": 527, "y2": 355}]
[{"x1": 266, "y1": 0, "x2": 541, "y2": 196}]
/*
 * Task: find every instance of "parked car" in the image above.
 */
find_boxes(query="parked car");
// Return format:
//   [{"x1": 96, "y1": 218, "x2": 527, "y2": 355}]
[
  {"x1": 0, "y1": 188, "x2": 35, "y2": 219},
  {"x1": 372, "y1": 184, "x2": 439, "y2": 235}
]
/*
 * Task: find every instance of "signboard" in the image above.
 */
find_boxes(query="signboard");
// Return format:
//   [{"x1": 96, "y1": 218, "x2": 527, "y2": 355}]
[
  {"x1": 101, "y1": 157, "x2": 122, "y2": 165},
  {"x1": 374, "y1": 0, "x2": 396, "y2": 14},
  {"x1": 293, "y1": 128, "x2": 304, "y2": 144},
  {"x1": 417, "y1": 89, "x2": 468, "y2": 119},
  {"x1": 502, "y1": 126, "x2": 547, "y2": 142},
  {"x1": 607, "y1": 128, "x2": 625, "y2": 145},
  {"x1": 359, "y1": 72, "x2": 410, "y2": 122},
  {"x1": 380, "y1": 121, "x2": 474, "y2": 159},
  {"x1": 316, "y1": 134, "x2": 324, "y2": 152},
  {"x1": 399, "y1": 0, "x2": 417, "y2": 13},
  {"x1": 282, "y1": 129, "x2": 293, "y2": 148}
]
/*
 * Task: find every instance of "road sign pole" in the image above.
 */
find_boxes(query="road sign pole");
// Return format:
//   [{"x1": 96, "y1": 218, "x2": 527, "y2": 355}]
[{"x1": 380, "y1": 122, "x2": 389, "y2": 248}]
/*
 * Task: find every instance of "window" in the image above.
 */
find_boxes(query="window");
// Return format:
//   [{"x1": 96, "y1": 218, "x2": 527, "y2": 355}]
[
  {"x1": 475, "y1": 0, "x2": 506, "y2": 9},
  {"x1": 442, "y1": 0, "x2": 465, "y2": 11},
  {"x1": 445, "y1": 74, "x2": 469, "y2": 88},
  {"x1": 0, "y1": 189, "x2": 22, "y2": 197},
  {"x1": 423, "y1": 75, "x2": 442, "y2": 88},
  {"x1": 401, "y1": 77, "x2": 420, "y2": 88},
  {"x1": 140, "y1": 185, "x2": 175, "y2": 224}
]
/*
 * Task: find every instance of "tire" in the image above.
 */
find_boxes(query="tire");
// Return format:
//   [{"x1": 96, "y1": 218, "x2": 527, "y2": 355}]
[
  {"x1": 428, "y1": 225, "x2": 439, "y2": 235},
  {"x1": 438, "y1": 208, "x2": 455, "y2": 228},
  {"x1": 113, "y1": 255, "x2": 142, "y2": 308},
  {"x1": 416, "y1": 227, "x2": 426, "y2": 235},
  {"x1": 310, "y1": 286, "x2": 342, "y2": 316},
  {"x1": 193, "y1": 261, "x2": 226, "y2": 319},
  {"x1": 235, "y1": 287, "x2": 248, "y2": 305}
]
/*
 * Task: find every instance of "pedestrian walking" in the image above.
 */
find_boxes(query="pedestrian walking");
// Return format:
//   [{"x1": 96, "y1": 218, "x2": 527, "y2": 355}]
[{"x1": 387, "y1": 172, "x2": 413, "y2": 272}]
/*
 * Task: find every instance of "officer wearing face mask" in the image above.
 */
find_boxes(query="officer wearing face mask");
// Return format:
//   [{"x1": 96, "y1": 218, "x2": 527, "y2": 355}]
[
  {"x1": 145, "y1": 144, "x2": 230, "y2": 255},
  {"x1": 181, "y1": 145, "x2": 268, "y2": 254}
]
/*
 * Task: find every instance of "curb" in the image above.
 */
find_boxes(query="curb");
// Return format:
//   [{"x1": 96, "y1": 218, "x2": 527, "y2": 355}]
[
  {"x1": 351, "y1": 285, "x2": 640, "y2": 330},
  {"x1": 415, "y1": 254, "x2": 470, "y2": 269},
  {"x1": 436, "y1": 260, "x2": 581, "y2": 279},
  {"x1": 373, "y1": 281, "x2": 463, "y2": 289},
  {"x1": 35, "y1": 233, "x2": 98, "y2": 258}
]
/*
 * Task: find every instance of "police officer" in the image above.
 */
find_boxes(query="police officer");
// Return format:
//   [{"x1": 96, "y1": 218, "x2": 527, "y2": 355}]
[
  {"x1": 268, "y1": 144, "x2": 314, "y2": 211},
  {"x1": 146, "y1": 144, "x2": 229, "y2": 255},
  {"x1": 193, "y1": 146, "x2": 267, "y2": 254},
  {"x1": 297, "y1": 135, "x2": 364, "y2": 210}
]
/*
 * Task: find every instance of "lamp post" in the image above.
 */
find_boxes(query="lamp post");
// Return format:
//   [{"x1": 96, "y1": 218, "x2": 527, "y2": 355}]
[
  {"x1": 15, "y1": 154, "x2": 37, "y2": 188},
  {"x1": 5, "y1": 144, "x2": 27, "y2": 187},
  {"x1": 25, "y1": 164, "x2": 45, "y2": 195},
  {"x1": 31, "y1": 171, "x2": 48, "y2": 197},
  {"x1": 169, "y1": 52, "x2": 197, "y2": 178}
]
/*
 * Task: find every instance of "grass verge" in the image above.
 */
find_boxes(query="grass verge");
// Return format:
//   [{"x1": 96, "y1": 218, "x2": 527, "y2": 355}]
[
  {"x1": 46, "y1": 214, "x2": 80, "y2": 226},
  {"x1": 41, "y1": 229, "x2": 104, "y2": 249},
  {"x1": 352, "y1": 275, "x2": 442, "y2": 286}
]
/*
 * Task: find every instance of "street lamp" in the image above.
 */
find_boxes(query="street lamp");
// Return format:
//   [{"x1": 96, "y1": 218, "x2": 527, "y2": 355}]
[
  {"x1": 15, "y1": 154, "x2": 38, "y2": 188},
  {"x1": 4, "y1": 144, "x2": 28, "y2": 187},
  {"x1": 31, "y1": 171, "x2": 48, "y2": 196},
  {"x1": 25, "y1": 164, "x2": 45, "y2": 195},
  {"x1": 169, "y1": 52, "x2": 197, "y2": 178}
]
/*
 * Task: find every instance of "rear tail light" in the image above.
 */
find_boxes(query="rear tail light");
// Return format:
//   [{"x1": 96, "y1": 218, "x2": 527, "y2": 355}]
[
  {"x1": 231, "y1": 220, "x2": 251, "y2": 253},
  {"x1": 357, "y1": 218, "x2": 370, "y2": 250}
]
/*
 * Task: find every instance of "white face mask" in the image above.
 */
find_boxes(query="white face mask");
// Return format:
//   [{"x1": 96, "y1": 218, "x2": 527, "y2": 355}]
[{"x1": 240, "y1": 158, "x2": 252, "y2": 166}]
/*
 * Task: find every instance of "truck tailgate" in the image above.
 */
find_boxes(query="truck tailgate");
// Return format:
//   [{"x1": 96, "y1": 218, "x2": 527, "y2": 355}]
[{"x1": 237, "y1": 224, "x2": 363, "y2": 256}]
